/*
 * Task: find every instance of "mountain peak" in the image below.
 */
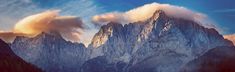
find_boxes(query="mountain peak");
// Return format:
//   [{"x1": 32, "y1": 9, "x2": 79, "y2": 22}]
[
  {"x1": 89, "y1": 9, "x2": 232, "y2": 49},
  {"x1": 151, "y1": 10, "x2": 167, "y2": 20},
  {"x1": 90, "y1": 22, "x2": 123, "y2": 48},
  {"x1": 89, "y1": 10, "x2": 168, "y2": 48},
  {"x1": 38, "y1": 31, "x2": 64, "y2": 40},
  {"x1": 14, "y1": 31, "x2": 64, "y2": 44},
  {"x1": 11, "y1": 30, "x2": 89, "y2": 71}
]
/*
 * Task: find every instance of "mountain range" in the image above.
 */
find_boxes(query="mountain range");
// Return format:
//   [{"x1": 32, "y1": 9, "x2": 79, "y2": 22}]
[{"x1": 8, "y1": 10, "x2": 235, "y2": 72}]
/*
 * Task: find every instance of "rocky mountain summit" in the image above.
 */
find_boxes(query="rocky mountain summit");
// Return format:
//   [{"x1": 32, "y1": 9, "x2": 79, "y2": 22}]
[{"x1": 11, "y1": 31, "x2": 90, "y2": 72}]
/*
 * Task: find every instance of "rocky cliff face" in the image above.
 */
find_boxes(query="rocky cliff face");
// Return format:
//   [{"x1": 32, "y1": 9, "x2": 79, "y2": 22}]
[
  {"x1": 11, "y1": 31, "x2": 90, "y2": 72},
  {"x1": 84, "y1": 10, "x2": 233, "y2": 72},
  {"x1": 0, "y1": 39, "x2": 42, "y2": 72}
]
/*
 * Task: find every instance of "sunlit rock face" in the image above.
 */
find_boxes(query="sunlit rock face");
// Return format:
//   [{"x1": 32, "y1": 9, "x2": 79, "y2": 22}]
[
  {"x1": 85, "y1": 10, "x2": 233, "y2": 72},
  {"x1": 11, "y1": 31, "x2": 90, "y2": 72},
  {"x1": 181, "y1": 46, "x2": 235, "y2": 72}
]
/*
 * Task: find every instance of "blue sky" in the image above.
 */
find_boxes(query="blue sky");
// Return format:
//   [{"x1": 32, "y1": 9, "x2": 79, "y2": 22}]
[{"x1": 0, "y1": 0, "x2": 234, "y2": 34}]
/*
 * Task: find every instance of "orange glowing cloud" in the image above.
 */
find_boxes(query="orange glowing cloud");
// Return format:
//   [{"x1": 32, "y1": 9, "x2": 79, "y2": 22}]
[
  {"x1": 14, "y1": 10, "x2": 59, "y2": 36},
  {"x1": 224, "y1": 34, "x2": 235, "y2": 45},
  {"x1": 0, "y1": 10, "x2": 84, "y2": 43},
  {"x1": 0, "y1": 32, "x2": 25, "y2": 43}
]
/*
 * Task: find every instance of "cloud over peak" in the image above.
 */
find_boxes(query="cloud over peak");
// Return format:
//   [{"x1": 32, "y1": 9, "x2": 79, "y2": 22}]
[
  {"x1": 14, "y1": 10, "x2": 59, "y2": 35},
  {"x1": 0, "y1": 10, "x2": 84, "y2": 43},
  {"x1": 92, "y1": 2, "x2": 214, "y2": 28}
]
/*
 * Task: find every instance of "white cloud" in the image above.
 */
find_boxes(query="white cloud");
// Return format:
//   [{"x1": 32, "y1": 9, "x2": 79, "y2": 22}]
[{"x1": 92, "y1": 2, "x2": 215, "y2": 29}]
